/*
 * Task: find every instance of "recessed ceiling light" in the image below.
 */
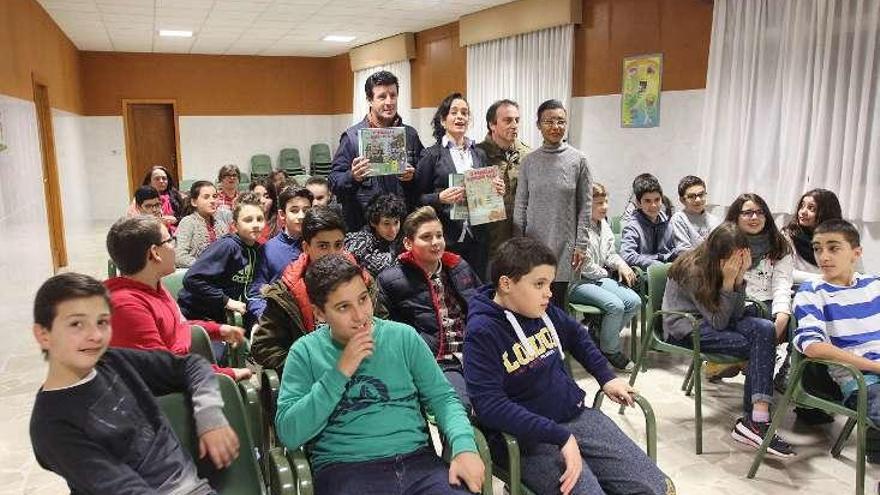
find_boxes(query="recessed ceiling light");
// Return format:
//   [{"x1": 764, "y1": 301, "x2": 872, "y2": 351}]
[
  {"x1": 159, "y1": 30, "x2": 193, "y2": 38},
  {"x1": 322, "y1": 35, "x2": 356, "y2": 42}
]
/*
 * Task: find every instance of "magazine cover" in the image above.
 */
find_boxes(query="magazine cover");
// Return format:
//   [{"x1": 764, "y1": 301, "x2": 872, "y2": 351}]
[
  {"x1": 464, "y1": 167, "x2": 505, "y2": 226},
  {"x1": 358, "y1": 127, "x2": 407, "y2": 176},
  {"x1": 448, "y1": 173, "x2": 468, "y2": 220}
]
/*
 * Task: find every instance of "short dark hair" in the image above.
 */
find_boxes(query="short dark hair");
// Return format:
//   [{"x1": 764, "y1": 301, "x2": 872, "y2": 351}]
[
  {"x1": 305, "y1": 254, "x2": 364, "y2": 310},
  {"x1": 188, "y1": 180, "x2": 215, "y2": 200},
  {"x1": 432, "y1": 92, "x2": 468, "y2": 142},
  {"x1": 217, "y1": 164, "x2": 240, "y2": 182},
  {"x1": 134, "y1": 185, "x2": 160, "y2": 206},
  {"x1": 107, "y1": 215, "x2": 163, "y2": 275},
  {"x1": 277, "y1": 187, "x2": 314, "y2": 212},
  {"x1": 814, "y1": 219, "x2": 860, "y2": 248},
  {"x1": 633, "y1": 175, "x2": 663, "y2": 202},
  {"x1": 677, "y1": 175, "x2": 706, "y2": 199},
  {"x1": 402, "y1": 206, "x2": 441, "y2": 240},
  {"x1": 536, "y1": 99, "x2": 566, "y2": 123},
  {"x1": 34, "y1": 272, "x2": 110, "y2": 329},
  {"x1": 305, "y1": 176, "x2": 330, "y2": 189},
  {"x1": 490, "y1": 237, "x2": 557, "y2": 285},
  {"x1": 365, "y1": 70, "x2": 399, "y2": 100},
  {"x1": 232, "y1": 191, "x2": 263, "y2": 222},
  {"x1": 302, "y1": 206, "x2": 346, "y2": 243},
  {"x1": 486, "y1": 99, "x2": 519, "y2": 132},
  {"x1": 365, "y1": 193, "x2": 407, "y2": 227}
]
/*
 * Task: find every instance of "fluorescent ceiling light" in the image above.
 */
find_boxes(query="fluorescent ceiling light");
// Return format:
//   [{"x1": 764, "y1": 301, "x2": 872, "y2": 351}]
[
  {"x1": 323, "y1": 34, "x2": 356, "y2": 42},
  {"x1": 159, "y1": 30, "x2": 193, "y2": 38}
]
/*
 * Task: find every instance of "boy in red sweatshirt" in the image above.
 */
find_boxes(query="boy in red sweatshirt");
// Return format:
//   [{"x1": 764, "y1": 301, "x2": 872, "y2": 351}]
[{"x1": 105, "y1": 215, "x2": 251, "y2": 381}]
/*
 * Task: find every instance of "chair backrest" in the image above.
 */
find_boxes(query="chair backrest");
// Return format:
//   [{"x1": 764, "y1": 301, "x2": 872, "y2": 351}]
[
  {"x1": 610, "y1": 215, "x2": 623, "y2": 235},
  {"x1": 157, "y1": 374, "x2": 267, "y2": 494},
  {"x1": 163, "y1": 269, "x2": 187, "y2": 299},
  {"x1": 646, "y1": 263, "x2": 671, "y2": 334},
  {"x1": 309, "y1": 143, "x2": 331, "y2": 165},
  {"x1": 278, "y1": 148, "x2": 305, "y2": 176},
  {"x1": 250, "y1": 154, "x2": 272, "y2": 177},
  {"x1": 189, "y1": 325, "x2": 216, "y2": 364}
]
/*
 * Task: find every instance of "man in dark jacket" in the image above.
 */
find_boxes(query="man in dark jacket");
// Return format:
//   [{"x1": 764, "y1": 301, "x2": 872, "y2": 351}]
[
  {"x1": 329, "y1": 70, "x2": 425, "y2": 231},
  {"x1": 378, "y1": 206, "x2": 480, "y2": 409}
]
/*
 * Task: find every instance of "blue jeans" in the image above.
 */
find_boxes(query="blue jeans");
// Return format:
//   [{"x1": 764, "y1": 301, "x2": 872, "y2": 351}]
[
  {"x1": 569, "y1": 278, "x2": 641, "y2": 354},
  {"x1": 314, "y1": 447, "x2": 472, "y2": 495},
  {"x1": 669, "y1": 316, "x2": 776, "y2": 413},
  {"x1": 844, "y1": 382, "x2": 880, "y2": 453},
  {"x1": 515, "y1": 408, "x2": 668, "y2": 494}
]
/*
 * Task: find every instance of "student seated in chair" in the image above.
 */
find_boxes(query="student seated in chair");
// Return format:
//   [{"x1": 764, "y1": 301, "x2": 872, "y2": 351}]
[
  {"x1": 345, "y1": 192, "x2": 407, "y2": 278},
  {"x1": 178, "y1": 192, "x2": 265, "y2": 329},
  {"x1": 247, "y1": 186, "x2": 314, "y2": 320},
  {"x1": 669, "y1": 175, "x2": 719, "y2": 255},
  {"x1": 30, "y1": 272, "x2": 240, "y2": 494},
  {"x1": 463, "y1": 237, "x2": 671, "y2": 495},
  {"x1": 251, "y1": 206, "x2": 386, "y2": 373},
  {"x1": 105, "y1": 215, "x2": 251, "y2": 381},
  {"x1": 128, "y1": 185, "x2": 164, "y2": 220},
  {"x1": 378, "y1": 206, "x2": 481, "y2": 409},
  {"x1": 620, "y1": 175, "x2": 677, "y2": 270},
  {"x1": 793, "y1": 219, "x2": 880, "y2": 461},
  {"x1": 275, "y1": 255, "x2": 485, "y2": 495}
]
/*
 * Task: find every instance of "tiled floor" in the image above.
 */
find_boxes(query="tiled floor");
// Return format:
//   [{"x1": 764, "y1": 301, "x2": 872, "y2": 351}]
[{"x1": 3, "y1": 222, "x2": 876, "y2": 494}]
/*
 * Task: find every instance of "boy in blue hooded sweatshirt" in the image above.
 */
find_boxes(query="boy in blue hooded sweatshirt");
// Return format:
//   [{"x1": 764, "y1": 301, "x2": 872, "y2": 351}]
[
  {"x1": 178, "y1": 192, "x2": 264, "y2": 330},
  {"x1": 463, "y1": 237, "x2": 672, "y2": 495}
]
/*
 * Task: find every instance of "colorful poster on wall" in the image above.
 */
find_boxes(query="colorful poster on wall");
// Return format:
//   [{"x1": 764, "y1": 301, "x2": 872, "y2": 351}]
[{"x1": 621, "y1": 53, "x2": 663, "y2": 128}]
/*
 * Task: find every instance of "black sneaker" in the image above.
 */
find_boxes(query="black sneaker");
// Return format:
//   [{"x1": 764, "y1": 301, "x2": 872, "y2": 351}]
[
  {"x1": 603, "y1": 351, "x2": 635, "y2": 373},
  {"x1": 731, "y1": 417, "x2": 796, "y2": 458}
]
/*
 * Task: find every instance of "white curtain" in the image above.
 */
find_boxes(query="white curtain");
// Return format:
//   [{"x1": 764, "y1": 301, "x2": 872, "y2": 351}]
[
  {"x1": 466, "y1": 25, "x2": 574, "y2": 149},
  {"x1": 698, "y1": 0, "x2": 880, "y2": 221},
  {"x1": 352, "y1": 59, "x2": 412, "y2": 125}
]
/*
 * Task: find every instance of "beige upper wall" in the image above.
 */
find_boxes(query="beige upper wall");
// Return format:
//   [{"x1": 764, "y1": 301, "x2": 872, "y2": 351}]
[
  {"x1": 0, "y1": 0, "x2": 83, "y2": 113},
  {"x1": 459, "y1": 0, "x2": 582, "y2": 46}
]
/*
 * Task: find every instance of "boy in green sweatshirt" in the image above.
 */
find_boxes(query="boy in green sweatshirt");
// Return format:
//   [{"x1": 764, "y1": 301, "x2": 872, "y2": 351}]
[{"x1": 274, "y1": 254, "x2": 485, "y2": 494}]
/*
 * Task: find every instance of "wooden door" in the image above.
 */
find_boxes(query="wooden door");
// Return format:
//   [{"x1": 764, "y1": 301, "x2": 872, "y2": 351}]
[
  {"x1": 33, "y1": 77, "x2": 68, "y2": 271},
  {"x1": 123, "y1": 100, "x2": 181, "y2": 196}
]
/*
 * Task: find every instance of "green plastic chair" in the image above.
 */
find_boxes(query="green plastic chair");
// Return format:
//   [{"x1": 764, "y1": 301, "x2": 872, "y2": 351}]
[
  {"x1": 309, "y1": 144, "x2": 331, "y2": 166},
  {"x1": 279, "y1": 149, "x2": 306, "y2": 177},
  {"x1": 190, "y1": 325, "x2": 215, "y2": 363},
  {"x1": 626, "y1": 262, "x2": 745, "y2": 454},
  {"x1": 107, "y1": 259, "x2": 118, "y2": 279},
  {"x1": 748, "y1": 337, "x2": 878, "y2": 495},
  {"x1": 609, "y1": 214, "x2": 624, "y2": 235},
  {"x1": 156, "y1": 374, "x2": 294, "y2": 495},
  {"x1": 180, "y1": 179, "x2": 195, "y2": 194},
  {"x1": 291, "y1": 174, "x2": 311, "y2": 187},
  {"x1": 163, "y1": 269, "x2": 187, "y2": 299},
  {"x1": 251, "y1": 155, "x2": 272, "y2": 180}
]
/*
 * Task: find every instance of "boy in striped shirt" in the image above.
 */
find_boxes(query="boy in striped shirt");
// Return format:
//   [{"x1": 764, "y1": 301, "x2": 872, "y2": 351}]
[{"x1": 793, "y1": 219, "x2": 880, "y2": 459}]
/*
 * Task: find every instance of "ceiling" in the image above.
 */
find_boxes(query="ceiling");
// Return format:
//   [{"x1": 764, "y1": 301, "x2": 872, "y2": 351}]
[{"x1": 36, "y1": 0, "x2": 515, "y2": 57}]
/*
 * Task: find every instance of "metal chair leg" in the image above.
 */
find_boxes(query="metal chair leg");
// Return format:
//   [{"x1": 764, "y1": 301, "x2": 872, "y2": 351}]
[
  {"x1": 681, "y1": 361, "x2": 695, "y2": 392},
  {"x1": 832, "y1": 418, "x2": 857, "y2": 458},
  {"x1": 694, "y1": 357, "x2": 703, "y2": 454}
]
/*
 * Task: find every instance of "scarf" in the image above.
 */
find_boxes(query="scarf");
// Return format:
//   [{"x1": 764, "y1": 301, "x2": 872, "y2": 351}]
[
  {"x1": 746, "y1": 233, "x2": 771, "y2": 269},
  {"x1": 791, "y1": 229, "x2": 817, "y2": 267}
]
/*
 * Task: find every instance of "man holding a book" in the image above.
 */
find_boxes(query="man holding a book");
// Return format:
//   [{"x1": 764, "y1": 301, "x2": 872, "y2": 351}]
[{"x1": 329, "y1": 70, "x2": 425, "y2": 231}]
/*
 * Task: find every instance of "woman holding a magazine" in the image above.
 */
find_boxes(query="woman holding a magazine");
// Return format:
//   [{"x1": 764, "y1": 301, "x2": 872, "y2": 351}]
[{"x1": 414, "y1": 92, "x2": 506, "y2": 279}]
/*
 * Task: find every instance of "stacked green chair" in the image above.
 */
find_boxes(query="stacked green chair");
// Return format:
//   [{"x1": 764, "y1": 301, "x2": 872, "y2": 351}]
[
  {"x1": 239, "y1": 172, "x2": 251, "y2": 192},
  {"x1": 251, "y1": 155, "x2": 272, "y2": 181},
  {"x1": 157, "y1": 374, "x2": 295, "y2": 495},
  {"x1": 625, "y1": 262, "x2": 745, "y2": 454},
  {"x1": 309, "y1": 144, "x2": 332, "y2": 177},
  {"x1": 180, "y1": 179, "x2": 195, "y2": 195},
  {"x1": 291, "y1": 174, "x2": 312, "y2": 188},
  {"x1": 278, "y1": 149, "x2": 306, "y2": 177},
  {"x1": 748, "y1": 329, "x2": 878, "y2": 495},
  {"x1": 107, "y1": 259, "x2": 118, "y2": 279}
]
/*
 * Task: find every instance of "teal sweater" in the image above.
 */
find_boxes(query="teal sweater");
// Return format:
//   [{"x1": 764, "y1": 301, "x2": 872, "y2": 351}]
[{"x1": 275, "y1": 317, "x2": 476, "y2": 470}]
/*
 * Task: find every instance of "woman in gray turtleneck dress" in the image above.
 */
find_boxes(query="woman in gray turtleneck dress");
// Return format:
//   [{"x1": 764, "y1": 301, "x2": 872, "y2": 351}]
[{"x1": 513, "y1": 99, "x2": 592, "y2": 306}]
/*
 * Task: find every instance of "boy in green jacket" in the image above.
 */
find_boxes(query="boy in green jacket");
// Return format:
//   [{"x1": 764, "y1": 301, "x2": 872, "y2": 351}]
[{"x1": 274, "y1": 254, "x2": 485, "y2": 494}]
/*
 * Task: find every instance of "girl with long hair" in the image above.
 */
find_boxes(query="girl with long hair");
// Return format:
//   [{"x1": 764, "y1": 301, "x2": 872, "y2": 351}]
[
  {"x1": 782, "y1": 188, "x2": 842, "y2": 283},
  {"x1": 663, "y1": 222, "x2": 794, "y2": 458}
]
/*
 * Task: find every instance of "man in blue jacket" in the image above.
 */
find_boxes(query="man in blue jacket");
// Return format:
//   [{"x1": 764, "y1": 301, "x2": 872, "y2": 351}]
[
  {"x1": 329, "y1": 70, "x2": 425, "y2": 231},
  {"x1": 464, "y1": 237, "x2": 672, "y2": 495}
]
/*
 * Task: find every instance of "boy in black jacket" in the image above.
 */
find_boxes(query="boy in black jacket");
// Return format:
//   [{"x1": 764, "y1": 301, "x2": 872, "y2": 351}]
[
  {"x1": 30, "y1": 272, "x2": 238, "y2": 494},
  {"x1": 463, "y1": 237, "x2": 672, "y2": 495}
]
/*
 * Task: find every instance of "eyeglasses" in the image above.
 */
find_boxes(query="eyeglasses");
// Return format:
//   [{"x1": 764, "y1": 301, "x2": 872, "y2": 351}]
[
  {"x1": 540, "y1": 119, "x2": 567, "y2": 128},
  {"x1": 685, "y1": 192, "x2": 707, "y2": 201},
  {"x1": 739, "y1": 209, "x2": 766, "y2": 219},
  {"x1": 158, "y1": 235, "x2": 177, "y2": 247},
  {"x1": 142, "y1": 202, "x2": 162, "y2": 211}
]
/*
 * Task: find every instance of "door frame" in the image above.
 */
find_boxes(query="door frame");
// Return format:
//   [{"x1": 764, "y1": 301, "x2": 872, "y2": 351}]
[
  {"x1": 32, "y1": 72, "x2": 68, "y2": 272},
  {"x1": 122, "y1": 99, "x2": 183, "y2": 197}
]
